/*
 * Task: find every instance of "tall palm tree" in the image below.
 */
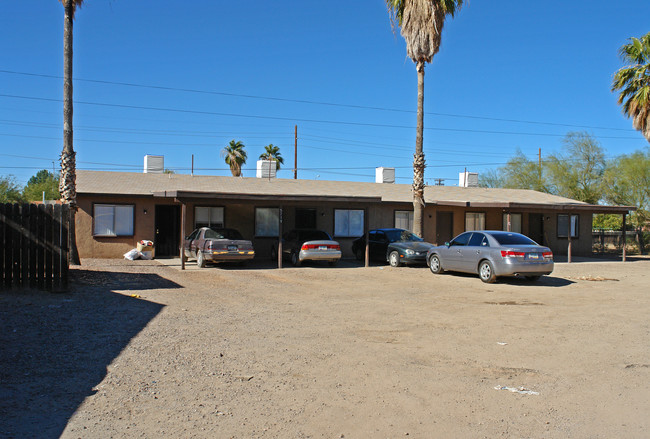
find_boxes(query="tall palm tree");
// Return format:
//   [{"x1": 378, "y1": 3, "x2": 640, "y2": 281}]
[
  {"x1": 222, "y1": 140, "x2": 247, "y2": 177},
  {"x1": 386, "y1": 0, "x2": 463, "y2": 237},
  {"x1": 612, "y1": 32, "x2": 650, "y2": 143},
  {"x1": 259, "y1": 144, "x2": 285, "y2": 170},
  {"x1": 59, "y1": 0, "x2": 84, "y2": 265}
]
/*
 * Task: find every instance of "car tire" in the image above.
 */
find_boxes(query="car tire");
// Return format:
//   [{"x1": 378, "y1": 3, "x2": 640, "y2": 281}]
[
  {"x1": 291, "y1": 251, "x2": 301, "y2": 267},
  {"x1": 389, "y1": 251, "x2": 401, "y2": 267},
  {"x1": 525, "y1": 275, "x2": 541, "y2": 282},
  {"x1": 355, "y1": 247, "x2": 364, "y2": 261},
  {"x1": 270, "y1": 246, "x2": 277, "y2": 260},
  {"x1": 429, "y1": 254, "x2": 443, "y2": 274},
  {"x1": 479, "y1": 260, "x2": 496, "y2": 283},
  {"x1": 197, "y1": 251, "x2": 206, "y2": 268}
]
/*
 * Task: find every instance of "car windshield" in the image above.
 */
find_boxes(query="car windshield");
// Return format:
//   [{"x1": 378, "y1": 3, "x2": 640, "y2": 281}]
[
  {"x1": 205, "y1": 228, "x2": 243, "y2": 240},
  {"x1": 300, "y1": 230, "x2": 331, "y2": 241},
  {"x1": 384, "y1": 229, "x2": 423, "y2": 243},
  {"x1": 491, "y1": 232, "x2": 537, "y2": 246}
]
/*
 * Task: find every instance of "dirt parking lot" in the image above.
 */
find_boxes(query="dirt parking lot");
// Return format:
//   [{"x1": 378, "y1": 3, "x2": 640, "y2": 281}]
[{"x1": 1, "y1": 257, "x2": 649, "y2": 438}]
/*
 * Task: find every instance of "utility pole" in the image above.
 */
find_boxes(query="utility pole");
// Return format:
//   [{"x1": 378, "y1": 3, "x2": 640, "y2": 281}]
[
  {"x1": 293, "y1": 125, "x2": 298, "y2": 180},
  {"x1": 538, "y1": 148, "x2": 542, "y2": 190}
]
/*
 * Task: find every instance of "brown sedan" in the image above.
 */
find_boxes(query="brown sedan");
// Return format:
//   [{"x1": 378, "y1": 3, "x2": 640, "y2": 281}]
[{"x1": 183, "y1": 227, "x2": 255, "y2": 267}]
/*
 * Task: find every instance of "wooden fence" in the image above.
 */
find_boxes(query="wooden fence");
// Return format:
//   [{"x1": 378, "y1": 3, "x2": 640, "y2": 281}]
[{"x1": 0, "y1": 203, "x2": 70, "y2": 292}]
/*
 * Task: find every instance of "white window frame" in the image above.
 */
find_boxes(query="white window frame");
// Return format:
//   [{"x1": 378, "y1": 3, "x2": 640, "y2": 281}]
[
  {"x1": 255, "y1": 207, "x2": 280, "y2": 237},
  {"x1": 465, "y1": 212, "x2": 485, "y2": 231},
  {"x1": 334, "y1": 209, "x2": 364, "y2": 237},
  {"x1": 395, "y1": 210, "x2": 414, "y2": 232},
  {"x1": 194, "y1": 206, "x2": 224, "y2": 229},
  {"x1": 502, "y1": 213, "x2": 522, "y2": 233},
  {"x1": 558, "y1": 214, "x2": 579, "y2": 238},
  {"x1": 93, "y1": 204, "x2": 134, "y2": 237}
]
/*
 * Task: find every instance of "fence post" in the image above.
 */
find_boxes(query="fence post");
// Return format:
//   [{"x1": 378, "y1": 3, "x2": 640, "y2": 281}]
[{"x1": 61, "y1": 204, "x2": 69, "y2": 290}]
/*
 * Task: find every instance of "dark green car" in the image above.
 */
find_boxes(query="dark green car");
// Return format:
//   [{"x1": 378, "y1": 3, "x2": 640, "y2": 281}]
[{"x1": 352, "y1": 228, "x2": 434, "y2": 267}]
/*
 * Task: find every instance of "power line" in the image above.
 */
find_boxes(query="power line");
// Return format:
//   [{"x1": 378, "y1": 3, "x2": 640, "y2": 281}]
[
  {"x1": 0, "y1": 93, "x2": 642, "y2": 140},
  {"x1": 0, "y1": 69, "x2": 636, "y2": 132}
]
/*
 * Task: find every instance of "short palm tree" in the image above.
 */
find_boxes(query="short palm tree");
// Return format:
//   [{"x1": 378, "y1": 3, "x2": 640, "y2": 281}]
[
  {"x1": 259, "y1": 144, "x2": 285, "y2": 170},
  {"x1": 222, "y1": 140, "x2": 247, "y2": 177},
  {"x1": 386, "y1": 0, "x2": 463, "y2": 237},
  {"x1": 612, "y1": 32, "x2": 650, "y2": 143},
  {"x1": 59, "y1": 0, "x2": 84, "y2": 265}
]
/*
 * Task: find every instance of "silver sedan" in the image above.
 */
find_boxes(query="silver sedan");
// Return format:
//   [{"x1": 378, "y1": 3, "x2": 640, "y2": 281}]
[{"x1": 426, "y1": 231, "x2": 554, "y2": 283}]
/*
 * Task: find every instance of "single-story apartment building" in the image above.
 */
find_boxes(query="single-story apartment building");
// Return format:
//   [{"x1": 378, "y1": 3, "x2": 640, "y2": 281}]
[{"x1": 75, "y1": 170, "x2": 634, "y2": 262}]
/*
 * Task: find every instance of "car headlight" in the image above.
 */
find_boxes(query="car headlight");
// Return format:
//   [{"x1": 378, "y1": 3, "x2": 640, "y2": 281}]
[{"x1": 405, "y1": 249, "x2": 415, "y2": 255}]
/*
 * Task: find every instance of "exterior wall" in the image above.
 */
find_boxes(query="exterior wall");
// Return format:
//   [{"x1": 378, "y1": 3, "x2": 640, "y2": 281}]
[
  {"x1": 76, "y1": 195, "x2": 175, "y2": 258},
  {"x1": 77, "y1": 194, "x2": 595, "y2": 260}
]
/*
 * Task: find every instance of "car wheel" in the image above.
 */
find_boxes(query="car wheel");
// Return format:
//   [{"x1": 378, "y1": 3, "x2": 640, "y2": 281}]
[
  {"x1": 525, "y1": 275, "x2": 541, "y2": 282},
  {"x1": 270, "y1": 246, "x2": 277, "y2": 260},
  {"x1": 291, "y1": 251, "x2": 301, "y2": 267},
  {"x1": 197, "y1": 251, "x2": 206, "y2": 268},
  {"x1": 429, "y1": 254, "x2": 443, "y2": 274},
  {"x1": 478, "y1": 260, "x2": 496, "y2": 283},
  {"x1": 328, "y1": 260, "x2": 338, "y2": 267},
  {"x1": 355, "y1": 247, "x2": 364, "y2": 261},
  {"x1": 389, "y1": 251, "x2": 401, "y2": 267}
]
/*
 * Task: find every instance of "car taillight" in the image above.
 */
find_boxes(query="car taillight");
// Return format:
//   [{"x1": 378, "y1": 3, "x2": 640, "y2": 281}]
[
  {"x1": 301, "y1": 244, "x2": 315, "y2": 250},
  {"x1": 501, "y1": 250, "x2": 525, "y2": 258},
  {"x1": 543, "y1": 251, "x2": 553, "y2": 259},
  {"x1": 328, "y1": 244, "x2": 340, "y2": 250}
]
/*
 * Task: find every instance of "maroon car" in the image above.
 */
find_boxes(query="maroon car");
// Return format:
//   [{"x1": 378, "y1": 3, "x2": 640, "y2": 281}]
[{"x1": 183, "y1": 227, "x2": 255, "y2": 267}]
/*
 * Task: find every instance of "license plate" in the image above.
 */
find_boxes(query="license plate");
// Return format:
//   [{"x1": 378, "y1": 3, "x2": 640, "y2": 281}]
[
  {"x1": 527, "y1": 253, "x2": 539, "y2": 260},
  {"x1": 318, "y1": 246, "x2": 327, "y2": 250},
  {"x1": 227, "y1": 245, "x2": 237, "y2": 251}
]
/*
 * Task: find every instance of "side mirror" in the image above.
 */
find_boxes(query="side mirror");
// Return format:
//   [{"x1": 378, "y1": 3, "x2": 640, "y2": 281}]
[{"x1": 445, "y1": 242, "x2": 450, "y2": 247}]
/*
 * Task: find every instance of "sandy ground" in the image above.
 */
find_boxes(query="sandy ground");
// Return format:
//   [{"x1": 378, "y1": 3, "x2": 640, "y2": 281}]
[{"x1": 1, "y1": 256, "x2": 649, "y2": 438}]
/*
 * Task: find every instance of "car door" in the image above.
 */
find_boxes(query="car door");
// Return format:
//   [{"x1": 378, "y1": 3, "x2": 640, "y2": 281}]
[
  {"x1": 444, "y1": 232, "x2": 472, "y2": 271},
  {"x1": 463, "y1": 232, "x2": 488, "y2": 272},
  {"x1": 190, "y1": 229, "x2": 204, "y2": 258},
  {"x1": 370, "y1": 231, "x2": 388, "y2": 261},
  {"x1": 184, "y1": 229, "x2": 199, "y2": 258}
]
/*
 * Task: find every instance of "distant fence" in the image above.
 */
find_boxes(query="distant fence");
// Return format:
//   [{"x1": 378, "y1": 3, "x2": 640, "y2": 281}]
[
  {"x1": 0, "y1": 203, "x2": 70, "y2": 291},
  {"x1": 592, "y1": 230, "x2": 638, "y2": 253}
]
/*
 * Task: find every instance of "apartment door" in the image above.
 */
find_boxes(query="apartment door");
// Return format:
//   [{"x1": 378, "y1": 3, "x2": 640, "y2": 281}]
[
  {"x1": 436, "y1": 212, "x2": 454, "y2": 245},
  {"x1": 155, "y1": 205, "x2": 181, "y2": 257}
]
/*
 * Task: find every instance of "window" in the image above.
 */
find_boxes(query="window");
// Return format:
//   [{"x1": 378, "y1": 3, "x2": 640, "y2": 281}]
[
  {"x1": 558, "y1": 214, "x2": 579, "y2": 238},
  {"x1": 465, "y1": 212, "x2": 485, "y2": 231},
  {"x1": 468, "y1": 233, "x2": 488, "y2": 247},
  {"x1": 334, "y1": 209, "x2": 364, "y2": 237},
  {"x1": 93, "y1": 204, "x2": 134, "y2": 236},
  {"x1": 450, "y1": 232, "x2": 472, "y2": 246},
  {"x1": 195, "y1": 206, "x2": 224, "y2": 229},
  {"x1": 502, "y1": 213, "x2": 522, "y2": 233},
  {"x1": 255, "y1": 207, "x2": 280, "y2": 237},
  {"x1": 395, "y1": 210, "x2": 414, "y2": 232},
  {"x1": 295, "y1": 208, "x2": 317, "y2": 229}
]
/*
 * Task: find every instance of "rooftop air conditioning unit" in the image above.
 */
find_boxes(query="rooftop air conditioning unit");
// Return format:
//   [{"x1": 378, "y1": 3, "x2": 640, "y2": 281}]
[
  {"x1": 144, "y1": 155, "x2": 164, "y2": 174},
  {"x1": 375, "y1": 167, "x2": 395, "y2": 184},
  {"x1": 459, "y1": 171, "x2": 479, "y2": 187},
  {"x1": 256, "y1": 160, "x2": 277, "y2": 178}
]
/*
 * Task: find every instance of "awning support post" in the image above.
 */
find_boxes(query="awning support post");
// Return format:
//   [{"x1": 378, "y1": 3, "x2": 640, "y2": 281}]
[
  {"x1": 180, "y1": 201, "x2": 186, "y2": 270},
  {"x1": 278, "y1": 206, "x2": 283, "y2": 269},
  {"x1": 622, "y1": 213, "x2": 627, "y2": 262}
]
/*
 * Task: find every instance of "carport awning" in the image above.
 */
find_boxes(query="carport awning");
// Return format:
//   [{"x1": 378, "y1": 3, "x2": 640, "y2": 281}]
[
  {"x1": 152, "y1": 190, "x2": 382, "y2": 204},
  {"x1": 462, "y1": 202, "x2": 636, "y2": 214}
]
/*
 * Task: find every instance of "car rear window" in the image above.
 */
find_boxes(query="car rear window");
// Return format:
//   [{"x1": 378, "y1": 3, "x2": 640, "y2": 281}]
[
  {"x1": 301, "y1": 230, "x2": 331, "y2": 241},
  {"x1": 206, "y1": 229, "x2": 244, "y2": 240},
  {"x1": 491, "y1": 233, "x2": 536, "y2": 245}
]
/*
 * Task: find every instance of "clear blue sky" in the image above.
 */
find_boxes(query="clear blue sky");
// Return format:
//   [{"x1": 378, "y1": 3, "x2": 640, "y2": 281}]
[{"x1": 1, "y1": 1, "x2": 649, "y2": 186}]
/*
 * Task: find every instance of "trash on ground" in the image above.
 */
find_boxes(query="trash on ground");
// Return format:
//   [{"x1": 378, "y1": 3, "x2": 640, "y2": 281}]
[
  {"x1": 496, "y1": 342, "x2": 508, "y2": 345},
  {"x1": 494, "y1": 385, "x2": 539, "y2": 395},
  {"x1": 130, "y1": 294, "x2": 141, "y2": 299},
  {"x1": 123, "y1": 249, "x2": 143, "y2": 260}
]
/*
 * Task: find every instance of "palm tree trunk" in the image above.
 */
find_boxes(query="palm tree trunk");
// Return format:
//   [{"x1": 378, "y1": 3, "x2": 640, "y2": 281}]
[
  {"x1": 412, "y1": 60, "x2": 426, "y2": 237},
  {"x1": 60, "y1": 0, "x2": 80, "y2": 265}
]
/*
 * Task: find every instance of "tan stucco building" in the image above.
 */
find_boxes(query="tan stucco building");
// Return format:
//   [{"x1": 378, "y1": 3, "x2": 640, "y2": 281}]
[{"x1": 75, "y1": 170, "x2": 633, "y2": 261}]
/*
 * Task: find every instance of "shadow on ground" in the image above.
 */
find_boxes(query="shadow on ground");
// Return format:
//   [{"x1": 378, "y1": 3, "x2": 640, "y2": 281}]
[{"x1": 0, "y1": 270, "x2": 180, "y2": 438}]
